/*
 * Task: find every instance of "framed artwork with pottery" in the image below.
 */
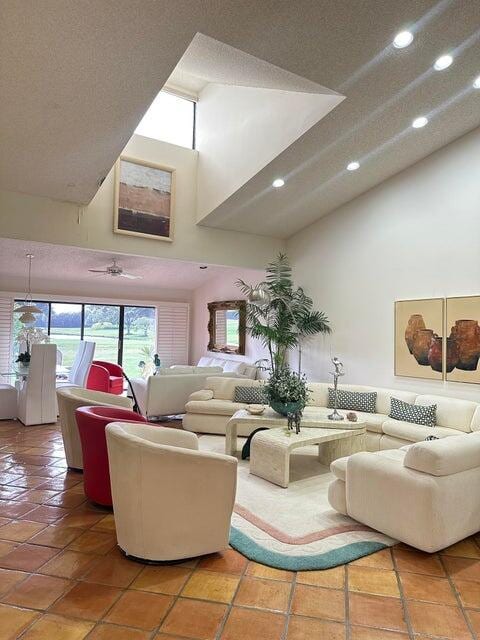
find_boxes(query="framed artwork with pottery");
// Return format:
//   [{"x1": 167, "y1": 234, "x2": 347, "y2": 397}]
[
  {"x1": 394, "y1": 298, "x2": 444, "y2": 380},
  {"x1": 114, "y1": 156, "x2": 175, "y2": 242},
  {"x1": 446, "y1": 296, "x2": 480, "y2": 384}
]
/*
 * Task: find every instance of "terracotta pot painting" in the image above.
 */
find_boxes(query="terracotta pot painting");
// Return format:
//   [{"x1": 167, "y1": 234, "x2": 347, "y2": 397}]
[
  {"x1": 395, "y1": 299, "x2": 444, "y2": 381},
  {"x1": 446, "y1": 297, "x2": 480, "y2": 384}
]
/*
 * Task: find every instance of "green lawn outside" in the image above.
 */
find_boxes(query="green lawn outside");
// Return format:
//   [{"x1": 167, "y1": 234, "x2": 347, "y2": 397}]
[{"x1": 48, "y1": 326, "x2": 154, "y2": 377}]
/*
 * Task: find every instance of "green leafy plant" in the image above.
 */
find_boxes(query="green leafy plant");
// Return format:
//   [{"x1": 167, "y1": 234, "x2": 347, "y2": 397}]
[
  {"x1": 15, "y1": 351, "x2": 31, "y2": 365},
  {"x1": 237, "y1": 253, "x2": 331, "y2": 374},
  {"x1": 264, "y1": 366, "x2": 310, "y2": 407}
]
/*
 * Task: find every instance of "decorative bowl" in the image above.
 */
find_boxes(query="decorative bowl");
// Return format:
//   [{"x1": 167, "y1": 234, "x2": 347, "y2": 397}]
[{"x1": 247, "y1": 404, "x2": 265, "y2": 415}]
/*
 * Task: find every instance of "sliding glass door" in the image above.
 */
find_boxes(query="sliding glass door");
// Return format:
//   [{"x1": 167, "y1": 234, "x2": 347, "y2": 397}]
[
  {"x1": 84, "y1": 304, "x2": 121, "y2": 364},
  {"x1": 123, "y1": 306, "x2": 156, "y2": 377},
  {"x1": 14, "y1": 300, "x2": 156, "y2": 377}
]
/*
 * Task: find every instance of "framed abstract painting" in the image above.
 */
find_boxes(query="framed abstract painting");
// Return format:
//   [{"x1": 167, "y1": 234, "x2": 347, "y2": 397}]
[
  {"x1": 114, "y1": 156, "x2": 175, "y2": 242},
  {"x1": 446, "y1": 295, "x2": 480, "y2": 384},
  {"x1": 394, "y1": 298, "x2": 444, "y2": 380}
]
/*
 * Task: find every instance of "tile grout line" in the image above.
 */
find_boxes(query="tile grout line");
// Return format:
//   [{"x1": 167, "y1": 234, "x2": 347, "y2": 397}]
[
  {"x1": 438, "y1": 552, "x2": 478, "y2": 640},
  {"x1": 391, "y1": 546, "x2": 416, "y2": 640},
  {"x1": 281, "y1": 563, "x2": 297, "y2": 640}
]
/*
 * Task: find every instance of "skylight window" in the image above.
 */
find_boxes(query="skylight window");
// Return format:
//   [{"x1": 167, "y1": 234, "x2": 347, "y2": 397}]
[{"x1": 135, "y1": 90, "x2": 195, "y2": 149}]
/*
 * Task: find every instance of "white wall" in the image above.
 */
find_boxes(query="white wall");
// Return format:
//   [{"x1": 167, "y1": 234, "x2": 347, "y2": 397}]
[
  {"x1": 0, "y1": 135, "x2": 284, "y2": 270},
  {"x1": 287, "y1": 126, "x2": 480, "y2": 401},
  {"x1": 191, "y1": 267, "x2": 266, "y2": 366},
  {"x1": 195, "y1": 84, "x2": 342, "y2": 221}
]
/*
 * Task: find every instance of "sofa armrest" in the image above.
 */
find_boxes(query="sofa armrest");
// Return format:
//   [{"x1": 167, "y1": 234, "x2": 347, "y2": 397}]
[
  {"x1": 404, "y1": 433, "x2": 480, "y2": 476},
  {"x1": 188, "y1": 389, "x2": 214, "y2": 402}
]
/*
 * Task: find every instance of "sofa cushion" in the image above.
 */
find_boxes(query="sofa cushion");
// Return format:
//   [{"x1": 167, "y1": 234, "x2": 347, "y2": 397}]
[
  {"x1": 390, "y1": 397, "x2": 436, "y2": 427},
  {"x1": 206, "y1": 377, "x2": 262, "y2": 401},
  {"x1": 375, "y1": 388, "x2": 417, "y2": 415},
  {"x1": 192, "y1": 366, "x2": 223, "y2": 374},
  {"x1": 159, "y1": 367, "x2": 193, "y2": 375},
  {"x1": 404, "y1": 433, "x2": 480, "y2": 476},
  {"x1": 233, "y1": 385, "x2": 267, "y2": 404},
  {"x1": 189, "y1": 390, "x2": 214, "y2": 401},
  {"x1": 185, "y1": 399, "x2": 248, "y2": 416},
  {"x1": 330, "y1": 456, "x2": 348, "y2": 481},
  {"x1": 415, "y1": 394, "x2": 476, "y2": 432},
  {"x1": 354, "y1": 412, "x2": 388, "y2": 434},
  {"x1": 328, "y1": 388, "x2": 377, "y2": 413},
  {"x1": 471, "y1": 406, "x2": 480, "y2": 432},
  {"x1": 197, "y1": 356, "x2": 214, "y2": 367},
  {"x1": 223, "y1": 361, "x2": 247, "y2": 375},
  {"x1": 242, "y1": 365, "x2": 258, "y2": 380},
  {"x1": 382, "y1": 419, "x2": 460, "y2": 443}
]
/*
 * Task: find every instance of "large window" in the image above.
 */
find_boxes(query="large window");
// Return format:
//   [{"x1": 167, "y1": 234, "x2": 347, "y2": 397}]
[
  {"x1": 13, "y1": 300, "x2": 157, "y2": 378},
  {"x1": 135, "y1": 90, "x2": 196, "y2": 149}
]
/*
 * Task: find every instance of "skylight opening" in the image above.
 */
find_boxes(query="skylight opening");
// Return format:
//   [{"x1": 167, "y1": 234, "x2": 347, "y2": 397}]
[{"x1": 135, "y1": 90, "x2": 196, "y2": 149}]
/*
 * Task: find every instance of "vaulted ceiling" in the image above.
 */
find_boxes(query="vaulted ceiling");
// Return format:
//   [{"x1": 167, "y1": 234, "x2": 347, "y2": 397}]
[{"x1": 1, "y1": 0, "x2": 479, "y2": 238}]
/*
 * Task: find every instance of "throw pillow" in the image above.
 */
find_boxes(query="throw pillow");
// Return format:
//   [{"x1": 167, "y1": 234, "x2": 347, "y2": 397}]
[
  {"x1": 390, "y1": 397, "x2": 436, "y2": 427},
  {"x1": 234, "y1": 386, "x2": 267, "y2": 405},
  {"x1": 328, "y1": 388, "x2": 377, "y2": 413}
]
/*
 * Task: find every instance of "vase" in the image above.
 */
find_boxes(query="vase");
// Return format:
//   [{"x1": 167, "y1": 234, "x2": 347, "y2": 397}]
[
  {"x1": 412, "y1": 329, "x2": 435, "y2": 366},
  {"x1": 450, "y1": 320, "x2": 480, "y2": 371},
  {"x1": 270, "y1": 399, "x2": 304, "y2": 417},
  {"x1": 445, "y1": 336, "x2": 460, "y2": 373},
  {"x1": 427, "y1": 336, "x2": 443, "y2": 372},
  {"x1": 405, "y1": 314, "x2": 426, "y2": 354}
]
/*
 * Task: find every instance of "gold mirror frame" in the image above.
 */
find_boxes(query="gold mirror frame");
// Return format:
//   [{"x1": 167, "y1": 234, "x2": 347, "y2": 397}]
[{"x1": 207, "y1": 300, "x2": 246, "y2": 355}]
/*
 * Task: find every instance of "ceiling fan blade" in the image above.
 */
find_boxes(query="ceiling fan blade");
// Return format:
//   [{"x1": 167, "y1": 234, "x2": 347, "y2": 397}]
[
  {"x1": 119, "y1": 272, "x2": 142, "y2": 280},
  {"x1": 88, "y1": 269, "x2": 109, "y2": 273}
]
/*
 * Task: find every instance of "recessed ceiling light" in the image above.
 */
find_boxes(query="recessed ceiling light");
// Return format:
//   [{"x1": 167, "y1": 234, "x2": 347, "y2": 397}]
[
  {"x1": 434, "y1": 54, "x2": 453, "y2": 71},
  {"x1": 473, "y1": 75, "x2": 480, "y2": 89},
  {"x1": 393, "y1": 31, "x2": 414, "y2": 49},
  {"x1": 347, "y1": 161, "x2": 360, "y2": 171},
  {"x1": 412, "y1": 116, "x2": 428, "y2": 128},
  {"x1": 272, "y1": 178, "x2": 285, "y2": 188}
]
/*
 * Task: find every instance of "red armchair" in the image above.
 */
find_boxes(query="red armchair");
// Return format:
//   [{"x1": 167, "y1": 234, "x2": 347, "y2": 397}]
[
  {"x1": 75, "y1": 406, "x2": 148, "y2": 506},
  {"x1": 86, "y1": 360, "x2": 124, "y2": 395}
]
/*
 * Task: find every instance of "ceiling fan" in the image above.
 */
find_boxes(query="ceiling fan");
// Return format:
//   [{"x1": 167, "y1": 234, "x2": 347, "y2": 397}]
[{"x1": 88, "y1": 259, "x2": 142, "y2": 280}]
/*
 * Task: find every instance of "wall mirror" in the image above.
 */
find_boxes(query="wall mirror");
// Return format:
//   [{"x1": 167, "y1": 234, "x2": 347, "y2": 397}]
[{"x1": 207, "y1": 300, "x2": 246, "y2": 355}]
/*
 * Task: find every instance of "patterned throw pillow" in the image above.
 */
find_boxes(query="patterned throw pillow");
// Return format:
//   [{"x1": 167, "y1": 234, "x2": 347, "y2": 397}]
[
  {"x1": 390, "y1": 397, "x2": 436, "y2": 427},
  {"x1": 328, "y1": 388, "x2": 377, "y2": 413},
  {"x1": 234, "y1": 386, "x2": 267, "y2": 404}
]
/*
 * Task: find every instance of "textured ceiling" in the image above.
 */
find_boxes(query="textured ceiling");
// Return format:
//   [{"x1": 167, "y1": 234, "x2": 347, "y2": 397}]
[
  {"x1": 0, "y1": 238, "x2": 245, "y2": 297},
  {"x1": 1, "y1": 1, "x2": 480, "y2": 237}
]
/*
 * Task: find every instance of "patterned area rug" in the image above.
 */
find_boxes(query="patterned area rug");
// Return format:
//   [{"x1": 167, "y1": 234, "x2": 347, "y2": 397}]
[{"x1": 199, "y1": 435, "x2": 397, "y2": 571}]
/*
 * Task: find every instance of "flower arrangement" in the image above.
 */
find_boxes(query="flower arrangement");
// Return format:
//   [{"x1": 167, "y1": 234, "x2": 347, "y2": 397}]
[
  {"x1": 15, "y1": 327, "x2": 49, "y2": 366},
  {"x1": 264, "y1": 366, "x2": 310, "y2": 413}
]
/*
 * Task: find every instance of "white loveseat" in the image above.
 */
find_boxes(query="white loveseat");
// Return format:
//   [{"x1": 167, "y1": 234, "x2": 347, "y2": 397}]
[
  {"x1": 183, "y1": 380, "x2": 480, "y2": 446},
  {"x1": 130, "y1": 368, "x2": 253, "y2": 419},
  {"x1": 328, "y1": 433, "x2": 480, "y2": 552}
]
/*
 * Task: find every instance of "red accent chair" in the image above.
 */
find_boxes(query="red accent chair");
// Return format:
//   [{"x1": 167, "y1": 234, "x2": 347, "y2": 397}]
[
  {"x1": 75, "y1": 406, "x2": 148, "y2": 506},
  {"x1": 86, "y1": 360, "x2": 124, "y2": 395}
]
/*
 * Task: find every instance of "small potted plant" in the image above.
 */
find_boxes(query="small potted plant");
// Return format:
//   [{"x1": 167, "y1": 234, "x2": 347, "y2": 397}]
[
  {"x1": 15, "y1": 351, "x2": 31, "y2": 367},
  {"x1": 265, "y1": 366, "x2": 310, "y2": 417}
]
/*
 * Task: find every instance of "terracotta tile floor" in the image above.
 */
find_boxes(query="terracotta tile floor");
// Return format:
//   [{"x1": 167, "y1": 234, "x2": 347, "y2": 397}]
[{"x1": 0, "y1": 421, "x2": 479, "y2": 639}]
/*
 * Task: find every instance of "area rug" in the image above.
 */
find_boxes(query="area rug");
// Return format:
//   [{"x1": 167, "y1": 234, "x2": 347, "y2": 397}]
[{"x1": 199, "y1": 435, "x2": 397, "y2": 571}]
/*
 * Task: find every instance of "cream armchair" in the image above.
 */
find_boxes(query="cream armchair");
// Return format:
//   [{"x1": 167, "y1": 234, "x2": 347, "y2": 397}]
[
  {"x1": 328, "y1": 433, "x2": 480, "y2": 552},
  {"x1": 56, "y1": 387, "x2": 132, "y2": 470},
  {"x1": 106, "y1": 422, "x2": 237, "y2": 562}
]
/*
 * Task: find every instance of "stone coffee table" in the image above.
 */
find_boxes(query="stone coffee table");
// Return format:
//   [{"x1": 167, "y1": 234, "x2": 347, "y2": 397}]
[
  {"x1": 225, "y1": 408, "x2": 364, "y2": 456},
  {"x1": 249, "y1": 425, "x2": 366, "y2": 488}
]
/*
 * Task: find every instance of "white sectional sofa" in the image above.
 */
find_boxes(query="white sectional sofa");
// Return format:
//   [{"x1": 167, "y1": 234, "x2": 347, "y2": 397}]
[
  {"x1": 328, "y1": 433, "x2": 480, "y2": 552},
  {"x1": 183, "y1": 379, "x2": 480, "y2": 447}
]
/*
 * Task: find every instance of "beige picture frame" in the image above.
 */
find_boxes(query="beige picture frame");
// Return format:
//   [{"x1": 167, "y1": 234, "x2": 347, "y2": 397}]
[
  {"x1": 114, "y1": 155, "x2": 175, "y2": 242},
  {"x1": 394, "y1": 298, "x2": 444, "y2": 381},
  {"x1": 446, "y1": 295, "x2": 480, "y2": 385}
]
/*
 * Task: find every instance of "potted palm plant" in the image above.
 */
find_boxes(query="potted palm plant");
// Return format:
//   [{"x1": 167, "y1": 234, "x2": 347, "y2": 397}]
[{"x1": 237, "y1": 254, "x2": 331, "y2": 418}]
